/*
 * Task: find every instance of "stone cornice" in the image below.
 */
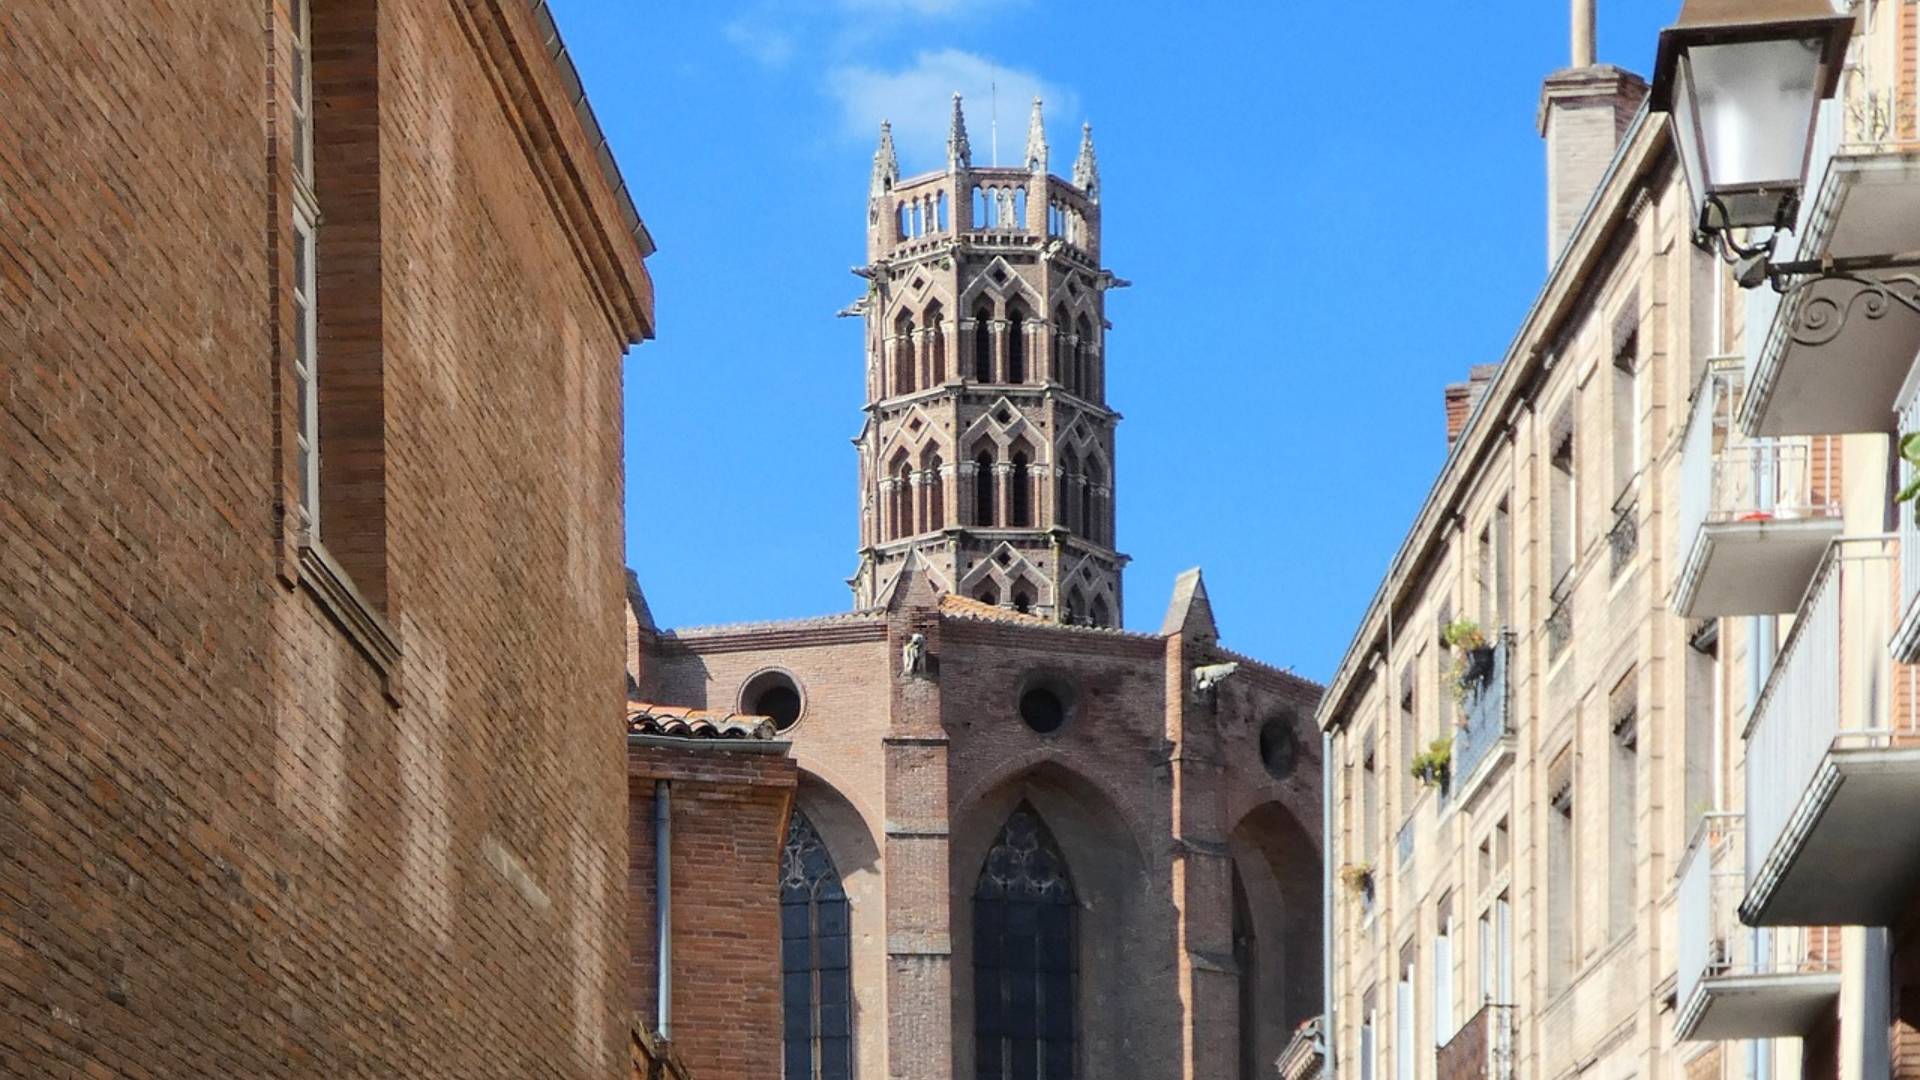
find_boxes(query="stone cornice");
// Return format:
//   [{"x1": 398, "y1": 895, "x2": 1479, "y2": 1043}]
[{"x1": 450, "y1": 0, "x2": 655, "y2": 345}]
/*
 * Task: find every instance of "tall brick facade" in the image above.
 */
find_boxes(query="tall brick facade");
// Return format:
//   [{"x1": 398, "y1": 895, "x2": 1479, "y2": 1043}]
[
  {"x1": 1, "y1": 1, "x2": 652, "y2": 1075},
  {"x1": 631, "y1": 104, "x2": 1324, "y2": 1078}
]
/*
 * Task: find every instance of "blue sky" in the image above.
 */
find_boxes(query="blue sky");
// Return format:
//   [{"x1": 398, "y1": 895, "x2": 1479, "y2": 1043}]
[{"x1": 553, "y1": 0, "x2": 1681, "y2": 682}]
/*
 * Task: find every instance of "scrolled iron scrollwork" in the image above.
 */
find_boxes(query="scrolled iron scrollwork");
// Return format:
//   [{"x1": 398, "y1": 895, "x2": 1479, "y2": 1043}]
[{"x1": 1787, "y1": 272, "x2": 1920, "y2": 348}]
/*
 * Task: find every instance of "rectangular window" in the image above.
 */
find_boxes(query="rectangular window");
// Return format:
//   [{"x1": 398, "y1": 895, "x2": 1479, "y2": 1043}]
[
  {"x1": 1549, "y1": 410, "x2": 1577, "y2": 588},
  {"x1": 1547, "y1": 761, "x2": 1575, "y2": 995},
  {"x1": 1495, "y1": 891, "x2": 1513, "y2": 1004},
  {"x1": 1360, "y1": 991, "x2": 1377, "y2": 1080},
  {"x1": 1609, "y1": 676, "x2": 1640, "y2": 940},
  {"x1": 289, "y1": 0, "x2": 319, "y2": 535},
  {"x1": 1434, "y1": 895, "x2": 1455, "y2": 1045},
  {"x1": 1362, "y1": 740, "x2": 1379, "y2": 862},
  {"x1": 1395, "y1": 945, "x2": 1416, "y2": 1080},
  {"x1": 1400, "y1": 663, "x2": 1418, "y2": 814},
  {"x1": 1611, "y1": 319, "x2": 1639, "y2": 496},
  {"x1": 1684, "y1": 625, "x2": 1720, "y2": 840},
  {"x1": 1493, "y1": 498, "x2": 1511, "y2": 630}
]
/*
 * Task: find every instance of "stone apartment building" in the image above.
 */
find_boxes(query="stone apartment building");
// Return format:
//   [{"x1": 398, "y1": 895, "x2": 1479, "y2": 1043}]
[
  {"x1": 1318, "y1": 1, "x2": 1920, "y2": 1078},
  {"x1": 0, "y1": 1, "x2": 654, "y2": 1075},
  {"x1": 627, "y1": 98, "x2": 1325, "y2": 1080}
]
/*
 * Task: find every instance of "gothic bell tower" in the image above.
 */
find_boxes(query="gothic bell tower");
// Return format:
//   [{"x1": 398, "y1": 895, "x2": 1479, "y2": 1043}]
[{"x1": 850, "y1": 96, "x2": 1128, "y2": 627}]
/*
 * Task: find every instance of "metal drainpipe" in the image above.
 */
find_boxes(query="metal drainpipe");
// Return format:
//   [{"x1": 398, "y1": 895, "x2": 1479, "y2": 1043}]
[
  {"x1": 655, "y1": 779, "x2": 672, "y2": 1042},
  {"x1": 1322, "y1": 729, "x2": 1338, "y2": 1078}
]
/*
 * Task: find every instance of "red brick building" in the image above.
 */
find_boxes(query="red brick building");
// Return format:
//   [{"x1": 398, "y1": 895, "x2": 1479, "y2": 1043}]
[
  {"x1": 632, "y1": 98, "x2": 1323, "y2": 1080},
  {"x1": 1, "y1": 0, "x2": 652, "y2": 1075}
]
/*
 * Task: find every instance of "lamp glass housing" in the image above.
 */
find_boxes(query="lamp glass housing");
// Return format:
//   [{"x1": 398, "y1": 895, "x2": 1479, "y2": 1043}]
[{"x1": 1679, "y1": 35, "x2": 1829, "y2": 232}]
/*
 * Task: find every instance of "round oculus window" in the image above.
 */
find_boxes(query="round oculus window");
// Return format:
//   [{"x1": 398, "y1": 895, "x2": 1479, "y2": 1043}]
[
  {"x1": 1019, "y1": 686, "x2": 1068, "y2": 735},
  {"x1": 742, "y1": 671, "x2": 804, "y2": 731},
  {"x1": 1259, "y1": 715, "x2": 1299, "y2": 781}
]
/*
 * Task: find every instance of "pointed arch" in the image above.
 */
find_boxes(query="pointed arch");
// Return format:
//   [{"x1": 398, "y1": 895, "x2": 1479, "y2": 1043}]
[
  {"x1": 974, "y1": 451, "x2": 997, "y2": 527},
  {"x1": 1009, "y1": 447, "x2": 1033, "y2": 528},
  {"x1": 1081, "y1": 456, "x2": 1103, "y2": 546},
  {"x1": 973, "y1": 300, "x2": 996, "y2": 383},
  {"x1": 1065, "y1": 586, "x2": 1086, "y2": 626},
  {"x1": 1089, "y1": 595, "x2": 1112, "y2": 629},
  {"x1": 894, "y1": 309, "x2": 916, "y2": 397},
  {"x1": 921, "y1": 445, "x2": 946, "y2": 533},
  {"x1": 1074, "y1": 313, "x2": 1095, "y2": 401},
  {"x1": 1052, "y1": 304, "x2": 1071, "y2": 391},
  {"x1": 782, "y1": 809, "x2": 854, "y2": 1080},
  {"x1": 1005, "y1": 301, "x2": 1029, "y2": 385},
  {"x1": 972, "y1": 803, "x2": 1076, "y2": 1080},
  {"x1": 925, "y1": 299, "x2": 947, "y2": 386},
  {"x1": 891, "y1": 451, "x2": 914, "y2": 540},
  {"x1": 1059, "y1": 449, "x2": 1081, "y2": 534}
]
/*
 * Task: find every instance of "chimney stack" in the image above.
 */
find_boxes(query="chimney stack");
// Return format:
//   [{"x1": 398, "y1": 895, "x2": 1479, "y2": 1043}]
[
  {"x1": 1539, "y1": 0, "x2": 1647, "y2": 264},
  {"x1": 1445, "y1": 365, "x2": 1501, "y2": 447}
]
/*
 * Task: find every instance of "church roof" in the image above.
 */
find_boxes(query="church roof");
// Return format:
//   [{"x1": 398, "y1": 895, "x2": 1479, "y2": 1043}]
[
  {"x1": 938, "y1": 593, "x2": 1051, "y2": 624},
  {"x1": 627, "y1": 702, "x2": 779, "y2": 741}
]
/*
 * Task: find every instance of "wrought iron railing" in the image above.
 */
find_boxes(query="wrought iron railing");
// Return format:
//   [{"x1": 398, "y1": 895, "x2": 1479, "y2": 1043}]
[
  {"x1": 1608, "y1": 475, "x2": 1640, "y2": 579},
  {"x1": 1452, "y1": 634, "x2": 1510, "y2": 794},
  {"x1": 1546, "y1": 572, "x2": 1573, "y2": 660}
]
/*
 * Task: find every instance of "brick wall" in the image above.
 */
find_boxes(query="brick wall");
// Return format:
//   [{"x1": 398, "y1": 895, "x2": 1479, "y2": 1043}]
[
  {"x1": 627, "y1": 740, "x2": 798, "y2": 1079},
  {"x1": 0, "y1": 0, "x2": 649, "y2": 1075}
]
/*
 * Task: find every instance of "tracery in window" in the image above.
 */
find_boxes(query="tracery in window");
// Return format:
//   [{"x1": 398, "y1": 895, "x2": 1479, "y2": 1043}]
[
  {"x1": 782, "y1": 810, "x2": 852, "y2": 1080},
  {"x1": 973, "y1": 804, "x2": 1076, "y2": 1080}
]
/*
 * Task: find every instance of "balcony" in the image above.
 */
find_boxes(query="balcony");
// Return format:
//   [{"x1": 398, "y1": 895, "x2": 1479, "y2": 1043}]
[
  {"x1": 1435, "y1": 1003, "x2": 1513, "y2": 1080},
  {"x1": 1742, "y1": 536, "x2": 1920, "y2": 927},
  {"x1": 1671, "y1": 359, "x2": 1842, "y2": 618},
  {"x1": 1743, "y1": 89, "x2": 1920, "y2": 437},
  {"x1": 1674, "y1": 814, "x2": 1839, "y2": 1041},
  {"x1": 1451, "y1": 634, "x2": 1512, "y2": 804}
]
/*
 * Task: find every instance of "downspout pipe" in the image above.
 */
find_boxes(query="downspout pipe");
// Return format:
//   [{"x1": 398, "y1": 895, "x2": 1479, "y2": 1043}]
[
  {"x1": 1322, "y1": 730, "x2": 1337, "y2": 1078},
  {"x1": 655, "y1": 779, "x2": 672, "y2": 1042}
]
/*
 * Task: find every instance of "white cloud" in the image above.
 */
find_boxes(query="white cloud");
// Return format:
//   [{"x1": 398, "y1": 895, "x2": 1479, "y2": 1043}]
[
  {"x1": 723, "y1": 18, "x2": 796, "y2": 69},
  {"x1": 828, "y1": 49, "x2": 1077, "y2": 169}
]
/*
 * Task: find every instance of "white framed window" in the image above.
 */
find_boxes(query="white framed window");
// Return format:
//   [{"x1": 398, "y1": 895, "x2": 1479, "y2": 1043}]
[{"x1": 289, "y1": 0, "x2": 320, "y2": 536}]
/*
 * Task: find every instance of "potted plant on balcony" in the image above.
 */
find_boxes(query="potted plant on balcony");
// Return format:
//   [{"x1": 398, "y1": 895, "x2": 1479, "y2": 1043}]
[
  {"x1": 1410, "y1": 735, "x2": 1454, "y2": 790},
  {"x1": 1338, "y1": 862, "x2": 1375, "y2": 897},
  {"x1": 1442, "y1": 618, "x2": 1495, "y2": 703},
  {"x1": 1896, "y1": 433, "x2": 1920, "y2": 507}
]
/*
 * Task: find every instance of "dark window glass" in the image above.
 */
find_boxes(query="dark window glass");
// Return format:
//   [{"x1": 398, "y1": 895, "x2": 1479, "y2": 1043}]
[
  {"x1": 974, "y1": 805, "x2": 1075, "y2": 1080},
  {"x1": 782, "y1": 811, "x2": 852, "y2": 1080},
  {"x1": 1019, "y1": 688, "x2": 1066, "y2": 734},
  {"x1": 755, "y1": 684, "x2": 803, "y2": 730}
]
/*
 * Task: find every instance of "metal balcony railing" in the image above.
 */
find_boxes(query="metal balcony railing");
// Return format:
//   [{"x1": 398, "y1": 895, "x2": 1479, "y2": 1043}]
[
  {"x1": 1676, "y1": 813, "x2": 1837, "y2": 1039},
  {"x1": 1452, "y1": 634, "x2": 1510, "y2": 795},
  {"x1": 1897, "y1": 374, "x2": 1920, "y2": 660},
  {"x1": 1745, "y1": 536, "x2": 1901, "y2": 898},
  {"x1": 1436, "y1": 1002, "x2": 1514, "y2": 1080}
]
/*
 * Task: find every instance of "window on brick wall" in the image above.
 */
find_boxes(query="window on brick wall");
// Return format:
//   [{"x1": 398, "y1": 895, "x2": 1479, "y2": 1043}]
[
  {"x1": 782, "y1": 810, "x2": 853, "y2": 1080},
  {"x1": 288, "y1": 0, "x2": 390, "y2": 615},
  {"x1": 973, "y1": 804, "x2": 1075, "y2": 1080}
]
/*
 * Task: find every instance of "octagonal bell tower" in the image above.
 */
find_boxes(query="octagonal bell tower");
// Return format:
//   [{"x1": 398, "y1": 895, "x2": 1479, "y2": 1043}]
[{"x1": 850, "y1": 96, "x2": 1128, "y2": 626}]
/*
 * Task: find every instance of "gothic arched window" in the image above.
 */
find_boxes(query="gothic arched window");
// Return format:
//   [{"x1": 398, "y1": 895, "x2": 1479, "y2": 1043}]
[
  {"x1": 1009, "y1": 451, "x2": 1032, "y2": 528},
  {"x1": 1052, "y1": 305, "x2": 1070, "y2": 390},
  {"x1": 894, "y1": 310, "x2": 917, "y2": 397},
  {"x1": 924, "y1": 450, "x2": 946, "y2": 532},
  {"x1": 1074, "y1": 314, "x2": 1095, "y2": 400},
  {"x1": 892, "y1": 455, "x2": 914, "y2": 539},
  {"x1": 973, "y1": 302, "x2": 996, "y2": 383},
  {"x1": 926, "y1": 301, "x2": 947, "y2": 386},
  {"x1": 1005, "y1": 302, "x2": 1028, "y2": 384},
  {"x1": 975, "y1": 452, "x2": 997, "y2": 527},
  {"x1": 782, "y1": 810, "x2": 853, "y2": 1080},
  {"x1": 973, "y1": 804, "x2": 1076, "y2": 1080},
  {"x1": 1059, "y1": 450, "x2": 1081, "y2": 534},
  {"x1": 1082, "y1": 459, "x2": 1103, "y2": 546}
]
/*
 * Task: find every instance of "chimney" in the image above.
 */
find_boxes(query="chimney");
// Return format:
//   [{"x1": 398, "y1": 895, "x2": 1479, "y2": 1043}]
[
  {"x1": 1445, "y1": 365, "x2": 1501, "y2": 447},
  {"x1": 1539, "y1": 0, "x2": 1647, "y2": 263}
]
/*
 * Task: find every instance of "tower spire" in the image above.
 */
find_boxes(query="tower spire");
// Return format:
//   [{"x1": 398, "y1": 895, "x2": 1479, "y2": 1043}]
[
  {"x1": 1024, "y1": 97, "x2": 1047, "y2": 172},
  {"x1": 1073, "y1": 122, "x2": 1099, "y2": 202},
  {"x1": 871, "y1": 120, "x2": 899, "y2": 197},
  {"x1": 947, "y1": 93, "x2": 971, "y2": 170}
]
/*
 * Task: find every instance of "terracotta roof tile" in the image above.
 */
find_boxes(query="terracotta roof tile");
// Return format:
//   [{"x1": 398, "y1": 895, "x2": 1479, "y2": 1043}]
[
  {"x1": 626, "y1": 702, "x2": 778, "y2": 741},
  {"x1": 937, "y1": 594, "x2": 1051, "y2": 623}
]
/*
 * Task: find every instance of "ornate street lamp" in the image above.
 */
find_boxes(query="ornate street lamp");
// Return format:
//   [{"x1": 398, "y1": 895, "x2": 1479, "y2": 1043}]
[{"x1": 1651, "y1": 0, "x2": 1853, "y2": 240}]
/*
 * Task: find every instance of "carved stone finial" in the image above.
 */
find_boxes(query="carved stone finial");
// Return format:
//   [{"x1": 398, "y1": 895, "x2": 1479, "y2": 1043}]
[
  {"x1": 1073, "y1": 121, "x2": 1099, "y2": 202},
  {"x1": 1024, "y1": 97, "x2": 1047, "y2": 172},
  {"x1": 872, "y1": 120, "x2": 899, "y2": 197},
  {"x1": 947, "y1": 93, "x2": 971, "y2": 170}
]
